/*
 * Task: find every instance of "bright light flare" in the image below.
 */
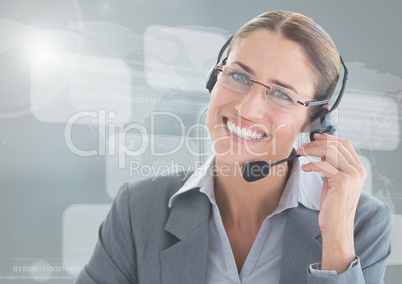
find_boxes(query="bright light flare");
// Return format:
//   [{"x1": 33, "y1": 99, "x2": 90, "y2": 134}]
[{"x1": 29, "y1": 32, "x2": 55, "y2": 53}]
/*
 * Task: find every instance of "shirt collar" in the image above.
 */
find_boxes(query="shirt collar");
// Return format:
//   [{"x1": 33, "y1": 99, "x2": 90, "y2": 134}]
[
  {"x1": 168, "y1": 156, "x2": 215, "y2": 208},
  {"x1": 168, "y1": 155, "x2": 322, "y2": 211},
  {"x1": 274, "y1": 156, "x2": 322, "y2": 215}
]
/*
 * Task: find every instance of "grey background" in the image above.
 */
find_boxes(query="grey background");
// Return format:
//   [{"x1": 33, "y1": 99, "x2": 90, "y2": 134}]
[{"x1": 1, "y1": 0, "x2": 401, "y2": 283}]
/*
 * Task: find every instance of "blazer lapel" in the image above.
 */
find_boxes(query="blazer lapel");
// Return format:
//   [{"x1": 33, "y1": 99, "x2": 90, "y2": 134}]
[
  {"x1": 161, "y1": 188, "x2": 211, "y2": 284},
  {"x1": 279, "y1": 205, "x2": 323, "y2": 284}
]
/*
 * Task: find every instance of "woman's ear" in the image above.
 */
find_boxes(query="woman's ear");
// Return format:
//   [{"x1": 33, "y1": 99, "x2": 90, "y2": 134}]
[{"x1": 300, "y1": 104, "x2": 331, "y2": 134}]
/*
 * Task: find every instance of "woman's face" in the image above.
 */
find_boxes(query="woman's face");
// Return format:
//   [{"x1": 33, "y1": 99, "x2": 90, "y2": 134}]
[{"x1": 206, "y1": 29, "x2": 316, "y2": 165}]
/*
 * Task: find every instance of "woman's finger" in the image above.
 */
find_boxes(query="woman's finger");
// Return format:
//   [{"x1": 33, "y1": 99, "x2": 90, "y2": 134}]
[
  {"x1": 301, "y1": 160, "x2": 339, "y2": 177},
  {"x1": 312, "y1": 134, "x2": 362, "y2": 168},
  {"x1": 297, "y1": 141, "x2": 350, "y2": 173}
]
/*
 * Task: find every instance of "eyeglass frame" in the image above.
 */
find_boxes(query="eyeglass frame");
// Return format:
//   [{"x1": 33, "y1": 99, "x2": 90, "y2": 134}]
[
  {"x1": 214, "y1": 61, "x2": 330, "y2": 108},
  {"x1": 209, "y1": 35, "x2": 348, "y2": 115}
]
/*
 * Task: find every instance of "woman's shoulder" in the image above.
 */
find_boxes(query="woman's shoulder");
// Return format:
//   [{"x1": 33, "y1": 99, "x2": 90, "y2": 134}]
[
  {"x1": 115, "y1": 172, "x2": 193, "y2": 208},
  {"x1": 354, "y1": 192, "x2": 393, "y2": 235},
  {"x1": 108, "y1": 172, "x2": 195, "y2": 240},
  {"x1": 352, "y1": 192, "x2": 393, "y2": 269},
  {"x1": 356, "y1": 192, "x2": 392, "y2": 221}
]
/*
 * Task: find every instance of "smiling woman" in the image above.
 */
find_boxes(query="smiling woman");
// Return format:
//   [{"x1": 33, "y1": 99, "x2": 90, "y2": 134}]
[{"x1": 75, "y1": 10, "x2": 392, "y2": 284}]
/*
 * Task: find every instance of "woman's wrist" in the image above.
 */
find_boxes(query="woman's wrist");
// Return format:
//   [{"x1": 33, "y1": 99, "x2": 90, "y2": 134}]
[{"x1": 321, "y1": 235, "x2": 356, "y2": 274}]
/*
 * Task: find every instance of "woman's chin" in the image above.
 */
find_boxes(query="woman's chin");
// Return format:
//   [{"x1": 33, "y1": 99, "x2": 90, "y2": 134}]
[
  {"x1": 212, "y1": 141, "x2": 270, "y2": 161},
  {"x1": 214, "y1": 151, "x2": 266, "y2": 166}
]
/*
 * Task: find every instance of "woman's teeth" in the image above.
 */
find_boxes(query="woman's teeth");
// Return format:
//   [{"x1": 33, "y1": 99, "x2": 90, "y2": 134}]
[{"x1": 226, "y1": 119, "x2": 265, "y2": 140}]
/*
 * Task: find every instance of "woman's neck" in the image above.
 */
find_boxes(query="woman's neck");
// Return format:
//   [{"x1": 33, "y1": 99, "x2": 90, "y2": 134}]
[{"x1": 213, "y1": 158, "x2": 290, "y2": 229}]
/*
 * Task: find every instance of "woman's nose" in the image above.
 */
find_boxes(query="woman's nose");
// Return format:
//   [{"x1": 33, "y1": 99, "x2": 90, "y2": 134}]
[{"x1": 234, "y1": 85, "x2": 266, "y2": 119}]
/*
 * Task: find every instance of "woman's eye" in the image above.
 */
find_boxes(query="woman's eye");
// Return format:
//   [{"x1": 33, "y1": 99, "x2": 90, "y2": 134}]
[
  {"x1": 231, "y1": 72, "x2": 250, "y2": 85},
  {"x1": 269, "y1": 89, "x2": 293, "y2": 102}
]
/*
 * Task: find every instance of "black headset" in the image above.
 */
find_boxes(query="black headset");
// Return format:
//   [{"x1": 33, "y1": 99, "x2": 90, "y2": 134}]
[
  {"x1": 205, "y1": 36, "x2": 348, "y2": 142},
  {"x1": 206, "y1": 36, "x2": 233, "y2": 94}
]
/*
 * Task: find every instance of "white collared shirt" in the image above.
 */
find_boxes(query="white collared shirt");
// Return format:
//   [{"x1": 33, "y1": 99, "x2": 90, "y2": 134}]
[{"x1": 169, "y1": 156, "x2": 326, "y2": 283}]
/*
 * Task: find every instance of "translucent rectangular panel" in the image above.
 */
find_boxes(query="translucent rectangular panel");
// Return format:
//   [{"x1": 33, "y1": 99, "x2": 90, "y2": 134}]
[
  {"x1": 388, "y1": 214, "x2": 402, "y2": 265},
  {"x1": 62, "y1": 204, "x2": 111, "y2": 275},
  {"x1": 144, "y1": 25, "x2": 226, "y2": 92},
  {"x1": 31, "y1": 52, "x2": 132, "y2": 124},
  {"x1": 336, "y1": 91, "x2": 399, "y2": 150},
  {"x1": 359, "y1": 155, "x2": 372, "y2": 195},
  {"x1": 106, "y1": 133, "x2": 209, "y2": 199}
]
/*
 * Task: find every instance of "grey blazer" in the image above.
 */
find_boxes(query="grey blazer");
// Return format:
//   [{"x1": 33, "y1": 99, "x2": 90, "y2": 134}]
[{"x1": 75, "y1": 172, "x2": 392, "y2": 284}]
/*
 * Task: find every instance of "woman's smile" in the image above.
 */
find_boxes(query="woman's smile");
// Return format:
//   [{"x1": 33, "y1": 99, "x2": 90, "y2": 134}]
[{"x1": 223, "y1": 116, "x2": 269, "y2": 141}]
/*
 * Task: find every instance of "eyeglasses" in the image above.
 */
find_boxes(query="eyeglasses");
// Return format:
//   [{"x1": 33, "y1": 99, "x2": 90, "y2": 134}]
[{"x1": 215, "y1": 64, "x2": 329, "y2": 113}]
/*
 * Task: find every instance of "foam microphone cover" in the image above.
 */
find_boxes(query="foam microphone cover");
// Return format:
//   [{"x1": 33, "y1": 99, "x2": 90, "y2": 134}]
[{"x1": 242, "y1": 161, "x2": 271, "y2": 182}]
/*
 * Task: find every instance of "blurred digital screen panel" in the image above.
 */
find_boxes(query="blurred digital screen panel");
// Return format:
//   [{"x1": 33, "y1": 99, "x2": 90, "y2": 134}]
[
  {"x1": 130, "y1": 86, "x2": 210, "y2": 136},
  {"x1": 30, "y1": 53, "x2": 132, "y2": 124},
  {"x1": 359, "y1": 155, "x2": 372, "y2": 195},
  {"x1": 144, "y1": 25, "x2": 226, "y2": 92},
  {"x1": 388, "y1": 214, "x2": 402, "y2": 265},
  {"x1": 336, "y1": 91, "x2": 399, "y2": 150},
  {"x1": 106, "y1": 133, "x2": 209, "y2": 199},
  {"x1": 62, "y1": 205, "x2": 111, "y2": 276}
]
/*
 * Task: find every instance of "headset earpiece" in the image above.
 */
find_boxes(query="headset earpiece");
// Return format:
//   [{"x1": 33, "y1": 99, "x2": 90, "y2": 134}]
[
  {"x1": 206, "y1": 65, "x2": 219, "y2": 93},
  {"x1": 206, "y1": 58, "x2": 227, "y2": 93},
  {"x1": 308, "y1": 57, "x2": 348, "y2": 141},
  {"x1": 205, "y1": 36, "x2": 233, "y2": 93},
  {"x1": 309, "y1": 108, "x2": 335, "y2": 141}
]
